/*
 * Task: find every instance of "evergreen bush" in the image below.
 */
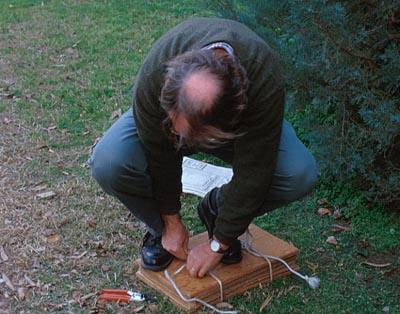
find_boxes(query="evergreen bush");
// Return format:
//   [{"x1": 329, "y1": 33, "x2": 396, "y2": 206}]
[{"x1": 208, "y1": 0, "x2": 400, "y2": 207}]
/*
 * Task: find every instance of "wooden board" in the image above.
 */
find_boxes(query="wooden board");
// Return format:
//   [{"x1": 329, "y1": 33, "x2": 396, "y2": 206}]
[{"x1": 136, "y1": 224, "x2": 299, "y2": 312}]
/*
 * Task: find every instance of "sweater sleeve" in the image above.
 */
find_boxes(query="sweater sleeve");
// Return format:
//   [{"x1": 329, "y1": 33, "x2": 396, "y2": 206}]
[
  {"x1": 133, "y1": 65, "x2": 183, "y2": 215},
  {"x1": 213, "y1": 57, "x2": 285, "y2": 246}
]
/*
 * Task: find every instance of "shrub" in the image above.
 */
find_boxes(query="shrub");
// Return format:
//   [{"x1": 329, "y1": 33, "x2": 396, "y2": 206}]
[{"x1": 207, "y1": 0, "x2": 400, "y2": 207}]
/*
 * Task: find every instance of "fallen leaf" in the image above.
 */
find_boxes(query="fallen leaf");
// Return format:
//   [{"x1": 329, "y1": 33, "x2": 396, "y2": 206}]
[
  {"x1": 306, "y1": 261, "x2": 318, "y2": 272},
  {"x1": 317, "y1": 208, "x2": 331, "y2": 215},
  {"x1": 72, "y1": 291, "x2": 81, "y2": 305},
  {"x1": 36, "y1": 191, "x2": 56, "y2": 199},
  {"x1": 333, "y1": 209, "x2": 343, "y2": 220},
  {"x1": 216, "y1": 302, "x2": 234, "y2": 309},
  {"x1": 0, "y1": 245, "x2": 9, "y2": 262},
  {"x1": 70, "y1": 251, "x2": 87, "y2": 259},
  {"x1": 24, "y1": 275, "x2": 36, "y2": 287},
  {"x1": 134, "y1": 305, "x2": 146, "y2": 312},
  {"x1": 331, "y1": 224, "x2": 349, "y2": 232},
  {"x1": 31, "y1": 182, "x2": 48, "y2": 191},
  {"x1": 46, "y1": 234, "x2": 61, "y2": 243},
  {"x1": 317, "y1": 198, "x2": 329, "y2": 205},
  {"x1": 81, "y1": 292, "x2": 97, "y2": 301},
  {"x1": 364, "y1": 275, "x2": 374, "y2": 282},
  {"x1": 326, "y1": 236, "x2": 338, "y2": 245},
  {"x1": 36, "y1": 142, "x2": 49, "y2": 149},
  {"x1": 147, "y1": 304, "x2": 159, "y2": 313},
  {"x1": 383, "y1": 267, "x2": 400, "y2": 277},
  {"x1": 2, "y1": 273, "x2": 16, "y2": 291},
  {"x1": 17, "y1": 287, "x2": 27, "y2": 300},
  {"x1": 109, "y1": 108, "x2": 122, "y2": 121},
  {"x1": 32, "y1": 258, "x2": 42, "y2": 269},
  {"x1": 360, "y1": 261, "x2": 392, "y2": 268},
  {"x1": 47, "y1": 125, "x2": 57, "y2": 131},
  {"x1": 259, "y1": 294, "x2": 273, "y2": 312}
]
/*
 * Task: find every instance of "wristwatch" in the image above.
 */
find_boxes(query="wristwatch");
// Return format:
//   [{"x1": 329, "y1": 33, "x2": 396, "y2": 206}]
[{"x1": 210, "y1": 239, "x2": 228, "y2": 254}]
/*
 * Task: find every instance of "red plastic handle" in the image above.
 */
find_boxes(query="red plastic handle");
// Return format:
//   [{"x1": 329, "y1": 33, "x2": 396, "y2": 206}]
[
  {"x1": 99, "y1": 293, "x2": 130, "y2": 303},
  {"x1": 101, "y1": 289, "x2": 128, "y2": 295}
]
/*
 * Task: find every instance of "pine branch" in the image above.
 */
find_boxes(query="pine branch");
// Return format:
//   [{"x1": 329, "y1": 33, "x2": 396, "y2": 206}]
[{"x1": 311, "y1": 13, "x2": 376, "y2": 65}]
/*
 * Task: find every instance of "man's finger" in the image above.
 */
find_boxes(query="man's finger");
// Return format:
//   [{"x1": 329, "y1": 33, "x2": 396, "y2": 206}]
[
  {"x1": 189, "y1": 266, "x2": 196, "y2": 277},
  {"x1": 197, "y1": 266, "x2": 207, "y2": 278}
]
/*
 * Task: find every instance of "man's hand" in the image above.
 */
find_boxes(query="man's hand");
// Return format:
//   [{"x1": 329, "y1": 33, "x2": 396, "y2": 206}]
[
  {"x1": 161, "y1": 213, "x2": 189, "y2": 260},
  {"x1": 186, "y1": 241, "x2": 225, "y2": 278}
]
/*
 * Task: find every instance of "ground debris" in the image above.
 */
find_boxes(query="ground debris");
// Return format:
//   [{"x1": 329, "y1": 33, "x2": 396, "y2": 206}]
[
  {"x1": 216, "y1": 302, "x2": 233, "y2": 309},
  {"x1": 360, "y1": 261, "x2": 392, "y2": 268},
  {"x1": 331, "y1": 224, "x2": 350, "y2": 232},
  {"x1": 109, "y1": 108, "x2": 122, "y2": 121},
  {"x1": 326, "y1": 236, "x2": 338, "y2": 245},
  {"x1": 259, "y1": 293, "x2": 273, "y2": 312},
  {"x1": 24, "y1": 274, "x2": 36, "y2": 287},
  {"x1": 36, "y1": 191, "x2": 56, "y2": 199},
  {"x1": 0, "y1": 245, "x2": 9, "y2": 262},
  {"x1": 317, "y1": 207, "x2": 331, "y2": 215},
  {"x1": 317, "y1": 198, "x2": 329, "y2": 205},
  {"x1": 2, "y1": 273, "x2": 16, "y2": 291},
  {"x1": 17, "y1": 287, "x2": 27, "y2": 300}
]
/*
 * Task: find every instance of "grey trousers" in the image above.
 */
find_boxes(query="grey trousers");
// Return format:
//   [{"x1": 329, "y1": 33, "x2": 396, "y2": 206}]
[{"x1": 88, "y1": 108, "x2": 318, "y2": 237}]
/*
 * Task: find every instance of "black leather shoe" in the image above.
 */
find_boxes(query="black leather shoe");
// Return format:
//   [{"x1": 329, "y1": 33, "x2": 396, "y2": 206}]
[
  {"x1": 221, "y1": 238, "x2": 242, "y2": 264},
  {"x1": 141, "y1": 232, "x2": 173, "y2": 271},
  {"x1": 197, "y1": 188, "x2": 243, "y2": 264}
]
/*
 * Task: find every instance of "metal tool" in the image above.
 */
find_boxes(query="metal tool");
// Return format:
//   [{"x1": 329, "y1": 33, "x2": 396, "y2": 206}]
[{"x1": 98, "y1": 289, "x2": 155, "y2": 303}]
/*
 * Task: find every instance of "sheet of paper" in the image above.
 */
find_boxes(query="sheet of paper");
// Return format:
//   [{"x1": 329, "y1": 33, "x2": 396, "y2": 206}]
[{"x1": 181, "y1": 157, "x2": 233, "y2": 197}]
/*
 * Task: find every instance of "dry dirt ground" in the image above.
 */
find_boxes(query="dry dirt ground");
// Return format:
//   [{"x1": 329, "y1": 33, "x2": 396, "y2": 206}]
[{"x1": 0, "y1": 99, "x2": 149, "y2": 313}]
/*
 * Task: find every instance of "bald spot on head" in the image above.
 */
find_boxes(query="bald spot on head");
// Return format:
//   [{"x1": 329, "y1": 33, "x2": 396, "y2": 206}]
[{"x1": 182, "y1": 70, "x2": 221, "y2": 113}]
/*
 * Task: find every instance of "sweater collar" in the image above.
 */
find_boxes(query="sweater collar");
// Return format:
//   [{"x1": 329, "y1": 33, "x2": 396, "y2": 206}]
[{"x1": 202, "y1": 42, "x2": 234, "y2": 56}]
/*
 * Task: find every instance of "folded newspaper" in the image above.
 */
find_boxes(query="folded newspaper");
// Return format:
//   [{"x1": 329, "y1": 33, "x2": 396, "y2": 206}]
[{"x1": 181, "y1": 157, "x2": 233, "y2": 197}]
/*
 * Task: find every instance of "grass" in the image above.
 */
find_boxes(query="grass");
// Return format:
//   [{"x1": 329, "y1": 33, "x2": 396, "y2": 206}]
[{"x1": 0, "y1": 1, "x2": 399, "y2": 313}]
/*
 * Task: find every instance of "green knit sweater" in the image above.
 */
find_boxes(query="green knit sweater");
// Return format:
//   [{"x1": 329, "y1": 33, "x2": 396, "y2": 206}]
[{"x1": 133, "y1": 18, "x2": 285, "y2": 245}]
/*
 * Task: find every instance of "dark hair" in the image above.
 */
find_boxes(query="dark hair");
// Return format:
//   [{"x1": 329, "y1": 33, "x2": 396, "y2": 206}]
[{"x1": 160, "y1": 49, "x2": 249, "y2": 149}]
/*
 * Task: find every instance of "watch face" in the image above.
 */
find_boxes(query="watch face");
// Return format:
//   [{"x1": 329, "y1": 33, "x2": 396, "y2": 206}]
[{"x1": 210, "y1": 239, "x2": 220, "y2": 252}]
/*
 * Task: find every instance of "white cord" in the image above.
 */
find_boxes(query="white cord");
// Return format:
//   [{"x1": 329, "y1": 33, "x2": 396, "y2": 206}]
[
  {"x1": 209, "y1": 271, "x2": 224, "y2": 302},
  {"x1": 163, "y1": 228, "x2": 320, "y2": 313},
  {"x1": 242, "y1": 229, "x2": 321, "y2": 289},
  {"x1": 165, "y1": 268, "x2": 239, "y2": 314}
]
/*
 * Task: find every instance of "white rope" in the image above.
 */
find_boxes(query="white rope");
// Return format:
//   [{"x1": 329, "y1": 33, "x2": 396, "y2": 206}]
[
  {"x1": 209, "y1": 271, "x2": 224, "y2": 302},
  {"x1": 165, "y1": 267, "x2": 239, "y2": 314},
  {"x1": 241, "y1": 229, "x2": 321, "y2": 290},
  {"x1": 163, "y1": 228, "x2": 320, "y2": 313},
  {"x1": 243, "y1": 230, "x2": 274, "y2": 282}
]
